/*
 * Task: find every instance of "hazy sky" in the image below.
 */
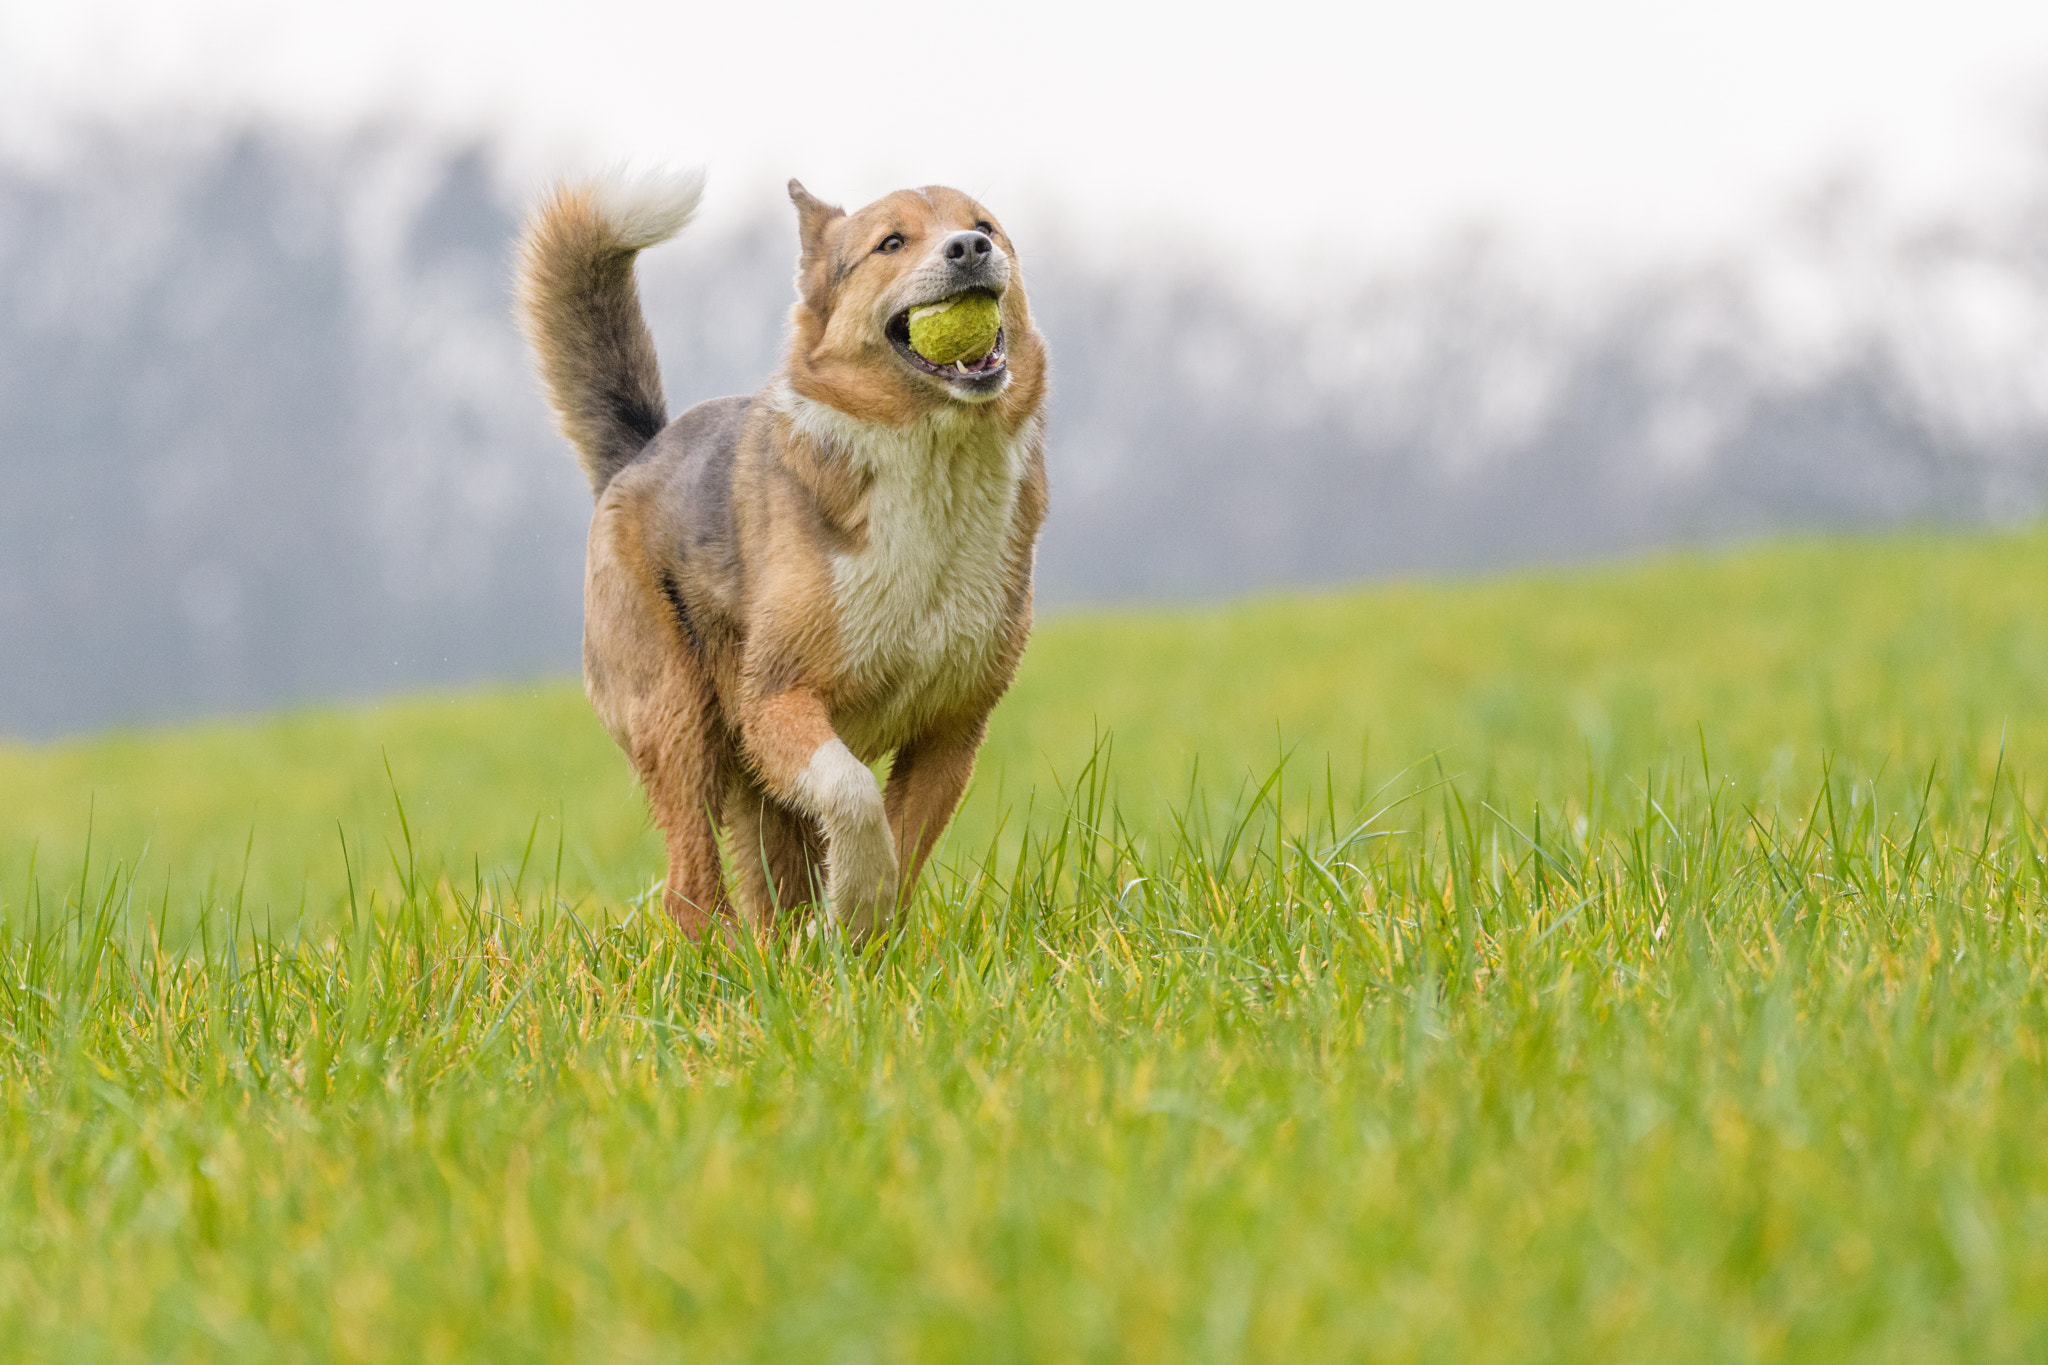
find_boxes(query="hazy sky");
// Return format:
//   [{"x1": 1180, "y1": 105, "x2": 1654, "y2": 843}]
[{"x1": 7, "y1": 0, "x2": 2048, "y2": 264}]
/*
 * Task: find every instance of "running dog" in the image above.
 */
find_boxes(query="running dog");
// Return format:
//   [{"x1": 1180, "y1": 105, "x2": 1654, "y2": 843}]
[{"x1": 514, "y1": 171, "x2": 1048, "y2": 939}]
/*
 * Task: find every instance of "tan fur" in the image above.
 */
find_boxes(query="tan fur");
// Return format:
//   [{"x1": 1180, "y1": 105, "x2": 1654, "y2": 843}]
[{"x1": 514, "y1": 172, "x2": 1048, "y2": 940}]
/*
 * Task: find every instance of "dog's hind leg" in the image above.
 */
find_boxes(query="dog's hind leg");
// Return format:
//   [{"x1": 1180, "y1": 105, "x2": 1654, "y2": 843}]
[
  {"x1": 584, "y1": 494, "x2": 731, "y2": 937},
  {"x1": 726, "y1": 779, "x2": 826, "y2": 930},
  {"x1": 629, "y1": 667, "x2": 730, "y2": 935}
]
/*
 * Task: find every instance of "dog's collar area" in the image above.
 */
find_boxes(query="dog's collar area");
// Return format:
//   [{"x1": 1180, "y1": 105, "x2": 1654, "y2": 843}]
[{"x1": 885, "y1": 310, "x2": 1009, "y2": 390}]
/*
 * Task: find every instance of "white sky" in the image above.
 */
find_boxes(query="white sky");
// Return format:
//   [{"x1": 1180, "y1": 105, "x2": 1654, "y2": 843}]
[{"x1": 6, "y1": 0, "x2": 2048, "y2": 268}]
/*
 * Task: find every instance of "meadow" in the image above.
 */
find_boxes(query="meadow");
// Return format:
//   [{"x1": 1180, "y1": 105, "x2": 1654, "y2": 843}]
[{"x1": 5, "y1": 530, "x2": 2048, "y2": 1360}]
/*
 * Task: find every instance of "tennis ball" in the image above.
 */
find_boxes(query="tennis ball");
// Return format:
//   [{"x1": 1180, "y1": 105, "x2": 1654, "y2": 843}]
[{"x1": 907, "y1": 293, "x2": 1002, "y2": 365}]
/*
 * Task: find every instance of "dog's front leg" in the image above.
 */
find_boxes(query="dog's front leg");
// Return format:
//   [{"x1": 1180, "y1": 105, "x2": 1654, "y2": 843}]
[
  {"x1": 885, "y1": 720, "x2": 987, "y2": 895},
  {"x1": 739, "y1": 688, "x2": 899, "y2": 937}
]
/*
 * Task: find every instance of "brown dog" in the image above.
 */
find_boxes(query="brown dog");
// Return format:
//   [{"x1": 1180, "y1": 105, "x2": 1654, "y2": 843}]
[{"x1": 514, "y1": 170, "x2": 1048, "y2": 938}]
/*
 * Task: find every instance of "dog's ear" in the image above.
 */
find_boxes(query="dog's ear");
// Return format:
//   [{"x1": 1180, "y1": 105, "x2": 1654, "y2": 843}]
[{"x1": 788, "y1": 179, "x2": 845, "y2": 301}]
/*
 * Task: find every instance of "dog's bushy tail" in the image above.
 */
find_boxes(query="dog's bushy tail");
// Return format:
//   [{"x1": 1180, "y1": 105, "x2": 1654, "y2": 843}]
[{"x1": 514, "y1": 168, "x2": 705, "y2": 495}]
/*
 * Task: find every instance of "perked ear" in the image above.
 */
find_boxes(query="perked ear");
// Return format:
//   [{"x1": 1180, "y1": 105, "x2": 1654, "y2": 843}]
[{"x1": 787, "y1": 179, "x2": 845, "y2": 271}]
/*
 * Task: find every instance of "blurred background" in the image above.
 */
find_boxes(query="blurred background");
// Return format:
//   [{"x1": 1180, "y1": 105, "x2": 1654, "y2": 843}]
[{"x1": 3, "y1": 0, "x2": 2048, "y2": 738}]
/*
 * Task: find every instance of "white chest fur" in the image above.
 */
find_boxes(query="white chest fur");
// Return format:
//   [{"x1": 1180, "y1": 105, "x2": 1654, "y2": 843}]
[{"x1": 780, "y1": 393, "x2": 1035, "y2": 755}]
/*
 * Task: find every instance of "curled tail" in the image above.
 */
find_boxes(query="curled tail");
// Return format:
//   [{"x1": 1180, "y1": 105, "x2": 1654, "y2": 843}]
[{"x1": 514, "y1": 168, "x2": 705, "y2": 494}]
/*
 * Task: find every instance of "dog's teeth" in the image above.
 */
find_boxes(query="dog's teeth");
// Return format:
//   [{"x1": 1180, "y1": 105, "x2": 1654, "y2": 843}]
[{"x1": 956, "y1": 360, "x2": 970, "y2": 374}]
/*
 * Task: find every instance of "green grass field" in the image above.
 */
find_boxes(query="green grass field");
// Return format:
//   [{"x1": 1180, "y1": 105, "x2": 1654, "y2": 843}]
[{"x1": 6, "y1": 529, "x2": 2048, "y2": 1361}]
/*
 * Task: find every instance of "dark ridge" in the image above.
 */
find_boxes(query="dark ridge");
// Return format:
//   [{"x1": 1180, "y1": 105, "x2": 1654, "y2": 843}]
[{"x1": 657, "y1": 569, "x2": 700, "y2": 654}]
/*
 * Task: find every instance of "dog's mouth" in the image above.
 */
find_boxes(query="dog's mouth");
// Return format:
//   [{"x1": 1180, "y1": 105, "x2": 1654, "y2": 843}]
[{"x1": 885, "y1": 295, "x2": 1009, "y2": 390}]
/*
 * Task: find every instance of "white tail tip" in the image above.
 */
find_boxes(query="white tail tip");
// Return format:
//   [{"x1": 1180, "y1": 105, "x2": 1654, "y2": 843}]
[{"x1": 586, "y1": 165, "x2": 708, "y2": 250}]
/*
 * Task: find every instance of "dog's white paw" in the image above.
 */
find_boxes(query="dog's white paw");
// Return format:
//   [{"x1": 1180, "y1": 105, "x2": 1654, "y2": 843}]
[
  {"x1": 826, "y1": 820, "x2": 899, "y2": 940},
  {"x1": 799, "y1": 739, "x2": 901, "y2": 938}
]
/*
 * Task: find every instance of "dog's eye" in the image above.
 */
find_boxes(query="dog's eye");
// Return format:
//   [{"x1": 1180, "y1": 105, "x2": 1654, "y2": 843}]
[
  {"x1": 875, "y1": 233, "x2": 904, "y2": 254},
  {"x1": 974, "y1": 220, "x2": 995, "y2": 236}
]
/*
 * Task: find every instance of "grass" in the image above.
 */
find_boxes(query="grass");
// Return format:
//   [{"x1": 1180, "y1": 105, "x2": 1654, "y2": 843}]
[{"x1": 5, "y1": 528, "x2": 2048, "y2": 1359}]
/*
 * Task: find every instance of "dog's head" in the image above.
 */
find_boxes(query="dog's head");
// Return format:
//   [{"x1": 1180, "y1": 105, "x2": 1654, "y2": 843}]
[{"x1": 782, "y1": 180, "x2": 1045, "y2": 425}]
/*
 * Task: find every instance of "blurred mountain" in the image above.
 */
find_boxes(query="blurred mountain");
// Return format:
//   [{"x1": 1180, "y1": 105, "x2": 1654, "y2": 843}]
[{"x1": 2, "y1": 123, "x2": 2046, "y2": 736}]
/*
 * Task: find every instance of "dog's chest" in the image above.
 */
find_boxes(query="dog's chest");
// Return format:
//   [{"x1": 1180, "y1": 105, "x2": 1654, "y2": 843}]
[{"x1": 829, "y1": 428, "x2": 1024, "y2": 750}]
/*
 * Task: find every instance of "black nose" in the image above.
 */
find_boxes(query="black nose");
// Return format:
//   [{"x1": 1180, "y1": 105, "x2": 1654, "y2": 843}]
[{"x1": 943, "y1": 230, "x2": 994, "y2": 264}]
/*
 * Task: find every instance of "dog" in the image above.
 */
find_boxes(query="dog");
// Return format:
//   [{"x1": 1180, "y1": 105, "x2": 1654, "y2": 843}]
[{"x1": 513, "y1": 171, "x2": 1048, "y2": 939}]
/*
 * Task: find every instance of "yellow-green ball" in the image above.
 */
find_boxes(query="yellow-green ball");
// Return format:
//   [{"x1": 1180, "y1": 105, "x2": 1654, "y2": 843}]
[{"x1": 907, "y1": 293, "x2": 1002, "y2": 365}]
